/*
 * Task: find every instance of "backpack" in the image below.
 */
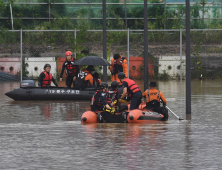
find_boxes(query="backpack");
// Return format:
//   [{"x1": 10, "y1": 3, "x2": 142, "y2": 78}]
[{"x1": 75, "y1": 71, "x2": 88, "y2": 89}]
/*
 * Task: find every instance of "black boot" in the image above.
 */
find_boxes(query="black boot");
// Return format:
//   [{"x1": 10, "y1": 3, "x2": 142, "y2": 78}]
[
  {"x1": 97, "y1": 113, "x2": 104, "y2": 123},
  {"x1": 121, "y1": 111, "x2": 128, "y2": 123}
]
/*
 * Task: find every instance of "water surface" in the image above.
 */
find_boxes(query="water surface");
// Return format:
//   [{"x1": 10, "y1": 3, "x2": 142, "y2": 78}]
[{"x1": 0, "y1": 80, "x2": 222, "y2": 170}]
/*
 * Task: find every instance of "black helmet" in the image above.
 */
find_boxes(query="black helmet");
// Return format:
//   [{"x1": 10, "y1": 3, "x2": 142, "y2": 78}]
[
  {"x1": 92, "y1": 72, "x2": 100, "y2": 79},
  {"x1": 100, "y1": 82, "x2": 108, "y2": 89},
  {"x1": 87, "y1": 65, "x2": 95, "y2": 72},
  {"x1": 114, "y1": 54, "x2": 121, "y2": 60},
  {"x1": 44, "y1": 64, "x2": 51, "y2": 69},
  {"x1": 111, "y1": 81, "x2": 119, "y2": 89},
  {"x1": 118, "y1": 72, "x2": 125, "y2": 79}
]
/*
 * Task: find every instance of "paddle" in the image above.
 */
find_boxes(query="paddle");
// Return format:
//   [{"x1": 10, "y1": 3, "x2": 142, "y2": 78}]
[{"x1": 166, "y1": 106, "x2": 184, "y2": 120}]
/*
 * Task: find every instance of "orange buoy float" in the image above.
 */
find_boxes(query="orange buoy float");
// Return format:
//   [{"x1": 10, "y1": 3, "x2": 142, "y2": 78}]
[
  {"x1": 127, "y1": 109, "x2": 166, "y2": 123},
  {"x1": 81, "y1": 110, "x2": 128, "y2": 124},
  {"x1": 81, "y1": 111, "x2": 99, "y2": 124}
]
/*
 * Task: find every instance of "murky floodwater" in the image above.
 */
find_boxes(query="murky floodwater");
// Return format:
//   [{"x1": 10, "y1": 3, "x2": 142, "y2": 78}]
[{"x1": 1, "y1": 80, "x2": 222, "y2": 170}]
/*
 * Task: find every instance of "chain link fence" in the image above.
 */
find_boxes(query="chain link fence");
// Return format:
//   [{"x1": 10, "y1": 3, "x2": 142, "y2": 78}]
[{"x1": 1, "y1": 29, "x2": 222, "y2": 81}]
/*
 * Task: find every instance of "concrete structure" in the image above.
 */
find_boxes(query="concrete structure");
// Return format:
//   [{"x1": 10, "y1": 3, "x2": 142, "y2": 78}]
[
  {"x1": 158, "y1": 56, "x2": 186, "y2": 78},
  {"x1": 0, "y1": 57, "x2": 20, "y2": 75},
  {"x1": 25, "y1": 57, "x2": 57, "y2": 78}
]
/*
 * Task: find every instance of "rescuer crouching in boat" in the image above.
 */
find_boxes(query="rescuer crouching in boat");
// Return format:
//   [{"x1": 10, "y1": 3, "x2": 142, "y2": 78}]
[
  {"x1": 75, "y1": 65, "x2": 96, "y2": 89},
  {"x1": 38, "y1": 64, "x2": 58, "y2": 87},
  {"x1": 142, "y1": 81, "x2": 168, "y2": 120},
  {"x1": 104, "y1": 80, "x2": 129, "y2": 123},
  {"x1": 90, "y1": 82, "x2": 114, "y2": 112},
  {"x1": 90, "y1": 82, "x2": 127, "y2": 123},
  {"x1": 107, "y1": 81, "x2": 128, "y2": 113}
]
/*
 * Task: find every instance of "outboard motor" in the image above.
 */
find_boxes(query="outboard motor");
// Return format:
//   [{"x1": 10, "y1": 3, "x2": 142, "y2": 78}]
[{"x1": 20, "y1": 80, "x2": 35, "y2": 88}]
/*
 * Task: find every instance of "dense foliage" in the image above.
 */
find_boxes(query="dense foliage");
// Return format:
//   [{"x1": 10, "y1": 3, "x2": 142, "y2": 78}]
[{"x1": 1, "y1": 0, "x2": 222, "y2": 30}]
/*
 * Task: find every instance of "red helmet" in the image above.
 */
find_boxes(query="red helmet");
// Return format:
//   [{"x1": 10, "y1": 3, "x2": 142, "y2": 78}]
[{"x1": 65, "y1": 51, "x2": 72, "y2": 56}]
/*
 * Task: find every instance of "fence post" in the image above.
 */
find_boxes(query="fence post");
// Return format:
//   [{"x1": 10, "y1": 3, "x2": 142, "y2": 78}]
[
  {"x1": 127, "y1": 28, "x2": 129, "y2": 78},
  {"x1": 49, "y1": 0, "x2": 51, "y2": 23},
  {"x1": 186, "y1": 0, "x2": 191, "y2": 118},
  {"x1": 10, "y1": 4, "x2": 14, "y2": 30},
  {"x1": 102, "y1": 0, "x2": 107, "y2": 82},
  {"x1": 180, "y1": 28, "x2": 182, "y2": 81},
  {"x1": 20, "y1": 29, "x2": 23, "y2": 81},
  {"x1": 74, "y1": 28, "x2": 76, "y2": 59},
  {"x1": 144, "y1": 0, "x2": 148, "y2": 91}
]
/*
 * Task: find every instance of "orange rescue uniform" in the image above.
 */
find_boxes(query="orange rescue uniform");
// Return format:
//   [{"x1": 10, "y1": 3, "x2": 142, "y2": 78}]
[
  {"x1": 110, "y1": 56, "x2": 128, "y2": 85},
  {"x1": 142, "y1": 89, "x2": 167, "y2": 105},
  {"x1": 84, "y1": 70, "x2": 93, "y2": 85}
]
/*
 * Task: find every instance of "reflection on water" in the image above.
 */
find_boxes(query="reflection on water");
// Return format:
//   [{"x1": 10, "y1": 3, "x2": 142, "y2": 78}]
[{"x1": 1, "y1": 80, "x2": 222, "y2": 169}]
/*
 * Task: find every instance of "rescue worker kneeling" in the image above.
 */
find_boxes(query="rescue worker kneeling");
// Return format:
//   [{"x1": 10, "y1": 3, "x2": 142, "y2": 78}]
[
  {"x1": 90, "y1": 82, "x2": 114, "y2": 114},
  {"x1": 142, "y1": 81, "x2": 168, "y2": 120},
  {"x1": 107, "y1": 81, "x2": 128, "y2": 113}
]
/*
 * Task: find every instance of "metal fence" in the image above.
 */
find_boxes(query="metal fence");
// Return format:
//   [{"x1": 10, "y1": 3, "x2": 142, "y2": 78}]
[
  {"x1": 2, "y1": 1, "x2": 222, "y2": 30},
  {"x1": 1, "y1": 29, "x2": 222, "y2": 81}
]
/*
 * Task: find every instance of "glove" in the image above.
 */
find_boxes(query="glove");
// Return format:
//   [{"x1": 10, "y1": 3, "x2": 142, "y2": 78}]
[
  {"x1": 110, "y1": 107, "x2": 116, "y2": 115},
  {"x1": 38, "y1": 82, "x2": 41, "y2": 87},
  {"x1": 112, "y1": 100, "x2": 117, "y2": 106},
  {"x1": 103, "y1": 106, "x2": 116, "y2": 115}
]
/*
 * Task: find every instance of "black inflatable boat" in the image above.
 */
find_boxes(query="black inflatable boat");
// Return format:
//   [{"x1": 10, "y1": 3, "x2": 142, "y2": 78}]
[
  {"x1": 5, "y1": 80, "x2": 98, "y2": 101},
  {"x1": 5, "y1": 80, "x2": 125, "y2": 101}
]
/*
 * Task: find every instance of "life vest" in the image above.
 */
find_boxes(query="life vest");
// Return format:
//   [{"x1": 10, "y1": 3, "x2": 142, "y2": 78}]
[
  {"x1": 64, "y1": 58, "x2": 77, "y2": 76},
  {"x1": 111, "y1": 57, "x2": 125, "y2": 74},
  {"x1": 75, "y1": 70, "x2": 89, "y2": 89},
  {"x1": 145, "y1": 89, "x2": 161, "y2": 108},
  {"x1": 106, "y1": 89, "x2": 118, "y2": 104},
  {"x1": 41, "y1": 71, "x2": 52, "y2": 87},
  {"x1": 123, "y1": 78, "x2": 140, "y2": 95},
  {"x1": 90, "y1": 90, "x2": 104, "y2": 107}
]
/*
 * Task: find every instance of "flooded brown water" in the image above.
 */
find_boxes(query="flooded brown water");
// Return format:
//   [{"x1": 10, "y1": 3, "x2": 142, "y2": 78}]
[{"x1": 0, "y1": 80, "x2": 222, "y2": 170}]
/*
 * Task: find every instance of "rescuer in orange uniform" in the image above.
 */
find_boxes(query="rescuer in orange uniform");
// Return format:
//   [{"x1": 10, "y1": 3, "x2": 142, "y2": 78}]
[
  {"x1": 75, "y1": 65, "x2": 96, "y2": 89},
  {"x1": 110, "y1": 54, "x2": 128, "y2": 85},
  {"x1": 142, "y1": 81, "x2": 168, "y2": 120}
]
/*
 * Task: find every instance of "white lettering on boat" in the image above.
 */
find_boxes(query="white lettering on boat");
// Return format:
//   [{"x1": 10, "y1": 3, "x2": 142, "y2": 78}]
[{"x1": 45, "y1": 89, "x2": 81, "y2": 94}]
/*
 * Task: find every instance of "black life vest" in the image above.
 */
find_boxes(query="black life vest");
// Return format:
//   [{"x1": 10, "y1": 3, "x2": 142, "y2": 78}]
[
  {"x1": 106, "y1": 89, "x2": 118, "y2": 104},
  {"x1": 112, "y1": 57, "x2": 125, "y2": 74},
  {"x1": 41, "y1": 71, "x2": 52, "y2": 87},
  {"x1": 75, "y1": 70, "x2": 89, "y2": 89},
  {"x1": 90, "y1": 90, "x2": 104, "y2": 107},
  {"x1": 64, "y1": 58, "x2": 78, "y2": 76}
]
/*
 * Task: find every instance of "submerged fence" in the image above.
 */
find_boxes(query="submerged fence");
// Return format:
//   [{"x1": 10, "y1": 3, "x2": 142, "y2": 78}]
[{"x1": 1, "y1": 29, "x2": 222, "y2": 81}]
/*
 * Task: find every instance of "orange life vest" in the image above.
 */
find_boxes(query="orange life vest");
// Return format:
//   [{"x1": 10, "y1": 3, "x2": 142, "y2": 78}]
[
  {"x1": 42, "y1": 71, "x2": 52, "y2": 87},
  {"x1": 123, "y1": 78, "x2": 140, "y2": 94}
]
